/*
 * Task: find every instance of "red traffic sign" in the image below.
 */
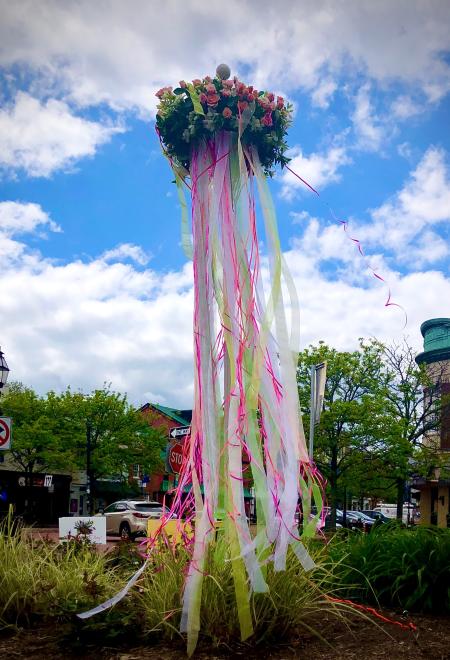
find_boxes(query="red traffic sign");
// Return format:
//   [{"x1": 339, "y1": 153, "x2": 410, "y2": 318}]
[
  {"x1": 168, "y1": 442, "x2": 184, "y2": 474},
  {"x1": 0, "y1": 417, "x2": 12, "y2": 449}
]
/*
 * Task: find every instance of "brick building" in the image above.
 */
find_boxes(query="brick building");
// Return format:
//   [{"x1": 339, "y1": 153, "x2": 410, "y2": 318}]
[
  {"x1": 139, "y1": 403, "x2": 192, "y2": 503},
  {"x1": 414, "y1": 318, "x2": 450, "y2": 527}
]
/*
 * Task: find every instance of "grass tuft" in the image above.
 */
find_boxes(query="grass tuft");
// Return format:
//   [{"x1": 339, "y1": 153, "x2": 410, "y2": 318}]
[{"x1": 327, "y1": 523, "x2": 450, "y2": 613}]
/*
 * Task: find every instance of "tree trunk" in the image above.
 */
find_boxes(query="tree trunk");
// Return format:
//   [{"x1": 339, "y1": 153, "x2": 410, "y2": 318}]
[
  {"x1": 24, "y1": 469, "x2": 33, "y2": 523},
  {"x1": 329, "y1": 445, "x2": 338, "y2": 530}
]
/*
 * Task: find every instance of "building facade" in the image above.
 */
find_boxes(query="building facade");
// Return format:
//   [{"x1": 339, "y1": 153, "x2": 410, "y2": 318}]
[
  {"x1": 139, "y1": 403, "x2": 192, "y2": 503},
  {"x1": 415, "y1": 318, "x2": 450, "y2": 527}
]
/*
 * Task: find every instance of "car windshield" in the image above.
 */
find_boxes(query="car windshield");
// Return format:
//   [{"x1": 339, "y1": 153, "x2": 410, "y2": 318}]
[{"x1": 133, "y1": 503, "x2": 163, "y2": 511}]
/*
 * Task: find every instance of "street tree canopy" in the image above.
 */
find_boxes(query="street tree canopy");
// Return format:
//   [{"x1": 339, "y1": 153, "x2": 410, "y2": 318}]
[
  {"x1": 0, "y1": 383, "x2": 77, "y2": 478},
  {"x1": 297, "y1": 340, "x2": 390, "y2": 526},
  {"x1": 55, "y1": 385, "x2": 166, "y2": 484},
  {"x1": 0, "y1": 383, "x2": 166, "y2": 492}
]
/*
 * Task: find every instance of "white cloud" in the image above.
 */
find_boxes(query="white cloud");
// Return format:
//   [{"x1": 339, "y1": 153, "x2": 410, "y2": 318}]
[
  {"x1": 1, "y1": 194, "x2": 448, "y2": 408},
  {"x1": 101, "y1": 243, "x2": 151, "y2": 266},
  {"x1": 0, "y1": 217, "x2": 195, "y2": 405},
  {"x1": 391, "y1": 95, "x2": 422, "y2": 120},
  {"x1": 0, "y1": 201, "x2": 60, "y2": 236},
  {"x1": 362, "y1": 146, "x2": 450, "y2": 258},
  {"x1": 288, "y1": 147, "x2": 450, "y2": 271},
  {"x1": 311, "y1": 78, "x2": 337, "y2": 109},
  {"x1": 0, "y1": 92, "x2": 123, "y2": 177},
  {"x1": 400, "y1": 230, "x2": 448, "y2": 267},
  {"x1": 280, "y1": 145, "x2": 351, "y2": 199},
  {"x1": 351, "y1": 85, "x2": 384, "y2": 151},
  {"x1": 289, "y1": 146, "x2": 450, "y2": 270},
  {"x1": 397, "y1": 142, "x2": 413, "y2": 160},
  {"x1": 0, "y1": 1, "x2": 449, "y2": 114}
]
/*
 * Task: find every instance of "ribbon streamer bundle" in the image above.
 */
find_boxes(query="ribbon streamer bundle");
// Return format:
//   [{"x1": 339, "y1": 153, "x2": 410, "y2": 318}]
[
  {"x1": 155, "y1": 68, "x2": 324, "y2": 654},
  {"x1": 78, "y1": 68, "x2": 324, "y2": 654}
]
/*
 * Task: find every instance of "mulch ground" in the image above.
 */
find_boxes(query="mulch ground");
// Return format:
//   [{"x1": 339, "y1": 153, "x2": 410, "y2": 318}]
[{"x1": 1, "y1": 613, "x2": 450, "y2": 659}]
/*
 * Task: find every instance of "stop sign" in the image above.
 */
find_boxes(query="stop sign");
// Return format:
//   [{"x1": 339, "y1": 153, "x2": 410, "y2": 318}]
[{"x1": 168, "y1": 442, "x2": 184, "y2": 474}]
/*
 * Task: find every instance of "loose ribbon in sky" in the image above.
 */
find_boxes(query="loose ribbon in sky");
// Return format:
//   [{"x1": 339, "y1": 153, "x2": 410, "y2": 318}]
[{"x1": 284, "y1": 164, "x2": 408, "y2": 328}]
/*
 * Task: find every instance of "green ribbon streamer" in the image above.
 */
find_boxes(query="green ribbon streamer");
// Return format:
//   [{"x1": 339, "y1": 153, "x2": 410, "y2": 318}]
[{"x1": 186, "y1": 83, "x2": 205, "y2": 115}]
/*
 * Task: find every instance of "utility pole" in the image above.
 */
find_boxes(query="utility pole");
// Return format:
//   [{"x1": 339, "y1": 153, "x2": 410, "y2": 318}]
[{"x1": 86, "y1": 421, "x2": 93, "y2": 515}]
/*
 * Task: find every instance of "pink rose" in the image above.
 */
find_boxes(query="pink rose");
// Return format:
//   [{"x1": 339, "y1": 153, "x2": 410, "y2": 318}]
[
  {"x1": 192, "y1": 79, "x2": 202, "y2": 86},
  {"x1": 277, "y1": 96, "x2": 284, "y2": 109},
  {"x1": 223, "y1": 79, "x2": 233, "y2": 88},
  {"x1": 238, "y1": 100, "x2": 249, "y2": 113},
  {"x1": 206, "y1": 83, "x2": 216, "y2": 94},
  {"x1": 258, "y1": 98, "x2": 270, "y2": 111},
  {"x1": 207, "y1": 93, "x2": 220, "y2": 106},
  {"x1": 179, "y1": 80, "x2": 187, "y2": 88},
  {"x1": 267, "y1": 93, "x2": 274, "y2": 102},
  {"x1": 200, "y1": 93, "x2": 208, "y2": 104},
  {"x1": 221, "y1": 89, "x2": 231, "y2": 97},
  {"x1": 204, "y1": 76, "x2": 212, "y2": 83},
  {"x1": 156, "y1": 86, "x2": 171, "y2": 98},
  {"x1": 222, "y1": 107, "x2": 232, "y2": 119},
  {"x1": 261, "y1": 112, "x2": 273, "y2": 127}
]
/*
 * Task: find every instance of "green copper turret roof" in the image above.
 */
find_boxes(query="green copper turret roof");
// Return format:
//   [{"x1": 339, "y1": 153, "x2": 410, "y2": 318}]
[{"x1": 416, "y1": 318, "x2": 450, "y2": 365}]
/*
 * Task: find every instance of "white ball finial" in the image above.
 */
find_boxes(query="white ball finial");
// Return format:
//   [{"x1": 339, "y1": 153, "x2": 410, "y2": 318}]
[{"x1": 216, "y1": 63, "x2": 231, "y2": 80}]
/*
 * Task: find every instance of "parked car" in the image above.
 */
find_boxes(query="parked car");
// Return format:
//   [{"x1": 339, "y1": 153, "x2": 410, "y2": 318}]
[
  {"x1": 345, "y1": 510, "x2": 376, "y2": 532},
  {"x1": 372, "y1": 503, "x2": 416, "y2": 524},
  {"x1": 98, "y1": 499, "x2": 167, "y2": 540},
  {"x1": 362, "y1": 509, "x2": 390, "y2": 523}
]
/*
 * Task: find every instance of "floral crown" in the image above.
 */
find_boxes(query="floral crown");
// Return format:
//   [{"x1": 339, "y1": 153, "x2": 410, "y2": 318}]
[{"x1": 155, "y1": 66, "x2": 293, "y2": 176}]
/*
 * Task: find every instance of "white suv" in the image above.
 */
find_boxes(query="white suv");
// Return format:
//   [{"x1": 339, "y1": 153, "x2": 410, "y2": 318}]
[{"x1": 100, "y1": 499, "x2": 165, "y2": 540}]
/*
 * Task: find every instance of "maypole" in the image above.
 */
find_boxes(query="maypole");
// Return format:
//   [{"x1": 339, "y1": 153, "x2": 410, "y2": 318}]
[{"x1": 155, "y1": 65, "x2": 324, "y2": 654}]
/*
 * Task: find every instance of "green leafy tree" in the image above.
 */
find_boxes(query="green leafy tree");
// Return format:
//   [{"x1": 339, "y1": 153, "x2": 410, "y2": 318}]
[
  {"x1": 0, "y1": 382, "x2": 78, "y2": 478},
  {"x1": 0, "y1": 382, "x2": 79, "y2": 518},
  {"x1": 298, "y1": 339, "x2": 447, "y2": 527},
  {"x1": 55, "y1": 385, "x2": 166, "y2": 513},
  {"x1": 1, "y1": 383, "x2": 166, "y2": 516},
  {"x1": 297, "y1": 340, "x2": 390, "y2": 528}
]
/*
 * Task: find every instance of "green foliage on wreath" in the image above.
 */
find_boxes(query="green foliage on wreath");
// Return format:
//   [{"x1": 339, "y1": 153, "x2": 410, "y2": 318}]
[{"x1": 155, "y1": 75, "x2": 293, "y2": 176}]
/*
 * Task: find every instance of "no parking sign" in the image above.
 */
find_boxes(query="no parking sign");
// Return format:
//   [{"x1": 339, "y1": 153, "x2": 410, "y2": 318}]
[{"x1": 0, "y1": 417, "x2": 12, "y2": 450}]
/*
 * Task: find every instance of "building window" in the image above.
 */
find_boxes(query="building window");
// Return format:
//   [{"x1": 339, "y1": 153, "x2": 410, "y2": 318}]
[
  {"x1": 132, "y1": 464, "x2": 140, "y2": 479},
  {"x1": 424, "y1": 385, "x2": 440, "y2": 432},
  {"x1": 441, "y1": 383, "x2": 450, "y2": 450}
]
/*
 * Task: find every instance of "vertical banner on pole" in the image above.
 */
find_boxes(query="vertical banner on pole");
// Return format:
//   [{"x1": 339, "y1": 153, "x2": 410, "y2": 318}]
[{"x1": 308, "y1": 362, "x2": 327, "y2": 459}]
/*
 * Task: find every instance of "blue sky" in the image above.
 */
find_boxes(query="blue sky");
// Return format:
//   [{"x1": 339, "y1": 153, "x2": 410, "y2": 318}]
[{"x1": 0, "y1": 1, "x2": 449, "y2": 407}]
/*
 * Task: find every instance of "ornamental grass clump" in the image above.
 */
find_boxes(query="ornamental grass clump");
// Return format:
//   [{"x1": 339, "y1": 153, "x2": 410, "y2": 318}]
[
  {"x1": 327, "y1": 523, "x2": 450, "y2": 613},
  {"x1": 136, "y1": 537, "x2": 357, "y2": 648},
  {"x1": 0, "y1": 513, "x2": 123, "y2": 625}
]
